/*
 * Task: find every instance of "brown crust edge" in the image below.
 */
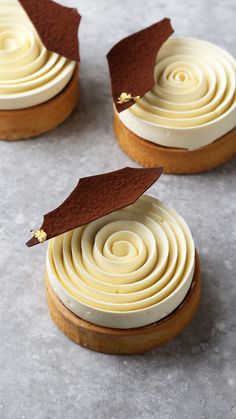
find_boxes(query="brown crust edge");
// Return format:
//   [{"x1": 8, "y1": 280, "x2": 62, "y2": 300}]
[
  {"x1": 114, "y1": 112, "x2": 236, "y2": 174},
  {"x1": 45, "y1": 250, "x2": 201, "y2": 355}
]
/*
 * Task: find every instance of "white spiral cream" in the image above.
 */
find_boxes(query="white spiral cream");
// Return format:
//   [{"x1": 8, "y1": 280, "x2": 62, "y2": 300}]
[
  {"x1": 118, "y1": 37, "x2": 236, "y2": 150},
  {"x1": 46, "y1": 195, "x2": 195, "y2": 329},
  {"x1": 0, "y1": 4, "x2": 76, "y2": 110}
]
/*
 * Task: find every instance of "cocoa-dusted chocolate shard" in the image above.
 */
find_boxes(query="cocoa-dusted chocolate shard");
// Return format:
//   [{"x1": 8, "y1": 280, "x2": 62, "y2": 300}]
[
  {"x1": 19, "y1": 0, "x2": 81, "y2": 61},
  {"x1": 26, "y1": 167, "x2": 163, "y2": 247},
  {"x1": 107, "y1": 18, "x2": 174, "y2": 112}
]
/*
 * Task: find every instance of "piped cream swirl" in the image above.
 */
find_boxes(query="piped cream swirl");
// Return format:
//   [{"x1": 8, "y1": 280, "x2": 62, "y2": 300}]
[
  {"x1": 0, "y1": 4, "x2": 76, "y2": 110},
  {"x1": 46, "y1": 195, "x2": 195, "y2": 329},
  {"x1": 119, "y1": 37, "x2": 236, "y2": 150}
]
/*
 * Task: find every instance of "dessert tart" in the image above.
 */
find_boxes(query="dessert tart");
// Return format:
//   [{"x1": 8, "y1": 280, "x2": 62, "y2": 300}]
[
  {"x1": 0, "y1": 0, "x2": 81, "y2": 140},
  {"x1": 27, "y1": 167, "x2": 201, "y2": 354},
  {"x1": 107, "y1": 19, "x2": 236, "y2": 174}
]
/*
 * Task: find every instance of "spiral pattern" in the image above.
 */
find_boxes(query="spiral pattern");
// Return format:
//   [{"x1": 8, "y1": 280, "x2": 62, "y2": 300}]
[
  {"x1": 119, "y1": 37, "x2": 236, "y2": 150},
  {"x1": 0, "y1": 5, "x2": 76, "y2": 110},
  {"x1": 46, "y1": 195, "x2": 195, "y2": 329}
]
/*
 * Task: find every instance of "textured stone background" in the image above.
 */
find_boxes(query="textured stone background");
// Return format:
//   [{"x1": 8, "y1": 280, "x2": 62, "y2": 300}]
[{"x1": 0, "y1": 0, "x2": 236, "y2": 418}]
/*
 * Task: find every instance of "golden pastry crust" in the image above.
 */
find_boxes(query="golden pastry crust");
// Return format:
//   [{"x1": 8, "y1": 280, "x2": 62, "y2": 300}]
[
  {"x1": 45, "y1": 251, "x2": 201, "y2": 355},
  {"x1": 114, "y1": 112, "x2": 236, "y2": 174},
  {"x1": 0, "y1": 66, "x2": 79, "y2": 141}
]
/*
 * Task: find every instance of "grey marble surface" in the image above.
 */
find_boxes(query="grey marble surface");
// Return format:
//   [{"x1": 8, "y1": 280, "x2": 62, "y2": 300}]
[{"x1": 1, "y1": 0, "x2": 236, "y2": 418}]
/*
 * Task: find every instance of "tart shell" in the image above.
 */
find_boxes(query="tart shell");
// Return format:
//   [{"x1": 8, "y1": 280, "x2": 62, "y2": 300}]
[
  {"x1": 114, "y1": 112, "x2": 236, "y2": 174},
  {"x1": 0, "y1": 65, "x2": 79, "y2": 141},
  {"x1": 45, "y1": 250, "x2": 201, "y2": 355}
]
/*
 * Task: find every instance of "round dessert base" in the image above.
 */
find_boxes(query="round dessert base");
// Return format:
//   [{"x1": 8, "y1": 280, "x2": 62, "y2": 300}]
[
  {"x1": 45, "y1": 251, "x2": 201, "y2": 355},
  {"x1": 0, "y1": 66, "x2": 79, "y2": 141},
  {"x1": 114, "y1": 113, "x2": 236, "y2": 174}
]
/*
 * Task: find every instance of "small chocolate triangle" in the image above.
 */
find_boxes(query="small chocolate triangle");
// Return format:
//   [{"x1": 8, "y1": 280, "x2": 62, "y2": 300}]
[
  {"x1": 107, "y1": 18, "x2": 174, "y2": 112},
  {"x1": 19, "y1": 0, "x2": 81, "y2": 62},
  {"x1": 26, "y1": 167, "x2": 163, "y2": 247}
]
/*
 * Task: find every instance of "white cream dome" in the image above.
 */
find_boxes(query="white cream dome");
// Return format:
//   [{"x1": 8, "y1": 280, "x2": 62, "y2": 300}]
[
  {"x1": 118, "y1": 37, "x2": 236, "y2": 150},
  {"x1": 0, "y1": 4, "x2": 76, "y2": 110},
  {"x1": 46, "y1": 195, "x2": 195, "y2": 329}
]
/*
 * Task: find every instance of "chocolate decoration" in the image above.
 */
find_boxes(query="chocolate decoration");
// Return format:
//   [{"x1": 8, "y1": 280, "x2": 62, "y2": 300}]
[
  {"x1": 26, "y1": 167, "x2": 163, "y2": 247},
  {"x1": 19, "y1": 0, "x2": 81, "y2": 62},
  {"x1": 107, "y1": 18, "x2": 174, "y2": 112}
]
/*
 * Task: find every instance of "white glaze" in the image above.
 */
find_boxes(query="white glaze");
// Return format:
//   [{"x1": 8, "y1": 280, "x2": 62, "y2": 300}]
[
  {"x1": 118, "y1": 37, "x2": 236, "y2": 150},
  {"x1": 46, "y1": 195, "x2": 195, "y2": 329},
  {"x1": 0, "y1": 3, "x2": 76, "y2": 110}
]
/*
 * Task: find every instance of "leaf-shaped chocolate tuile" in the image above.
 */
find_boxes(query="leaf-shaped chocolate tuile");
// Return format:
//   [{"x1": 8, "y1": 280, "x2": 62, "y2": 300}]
[
  {"x1": 26, "y1": 167, "x2": 163, "y2": 247},
  {"x1": 107, "y1": 18, "x2": 174, "y2": 112},
  {"x1": 19, "y1": 0, "x2": 81, "y2": 61}
]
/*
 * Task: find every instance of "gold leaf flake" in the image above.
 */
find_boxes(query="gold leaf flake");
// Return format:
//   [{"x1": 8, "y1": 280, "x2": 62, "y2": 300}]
[
  {"x1": 117, "y1": 92, "x2": 140, "y2": 104},
  {"x1": 31, "y1": 229, "x2": 47, "y2": 243}
]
